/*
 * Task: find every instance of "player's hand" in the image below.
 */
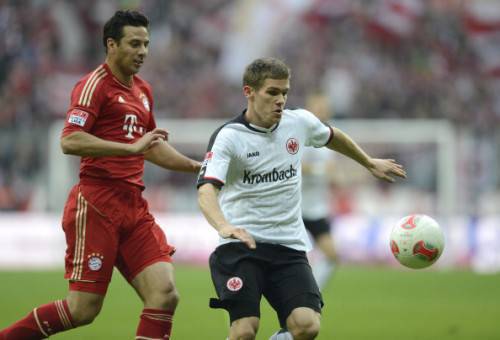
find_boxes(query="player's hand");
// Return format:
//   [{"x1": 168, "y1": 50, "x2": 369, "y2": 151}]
[
  {"x1": 368, "y1": 158, "x2": 407, "y2": 183},
  {"x1": 219, "y1": 225, "x2": 256, "y2": 249},
  {"x1": 129, "y1": 128, "x2": 169, "y2": 154},
  {"x1": 152, "y1": 128, "x2": 169, "y2": 141}
]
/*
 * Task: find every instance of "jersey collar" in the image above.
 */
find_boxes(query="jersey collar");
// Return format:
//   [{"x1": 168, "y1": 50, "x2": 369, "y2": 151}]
[
  {"x1": 237, "y1": 109, "x2": 280, "y2": 134},
  {"x1": 103, "y1": 63, "x2": 134, "y2": 89}
]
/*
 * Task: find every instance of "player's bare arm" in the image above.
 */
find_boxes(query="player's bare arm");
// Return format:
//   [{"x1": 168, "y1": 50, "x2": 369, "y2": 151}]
[
  {"x1": 144, "y1": 139, "x2": 201, "y2": 173},
  {"x1": 60, "y1": 128, "x2": 167, "y2": 157},
  {"x1": 326, "y1": 127, "x2": 407, "y2": 182},
  {"x1": 198, "y1": 183, "x2": 256, "y2": 249}
]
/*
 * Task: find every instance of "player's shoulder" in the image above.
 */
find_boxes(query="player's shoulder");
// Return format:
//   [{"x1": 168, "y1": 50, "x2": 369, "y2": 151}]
[
  {"x1": 284, "y1": 107, "x2": 314, "y2": 118},
  {"x1": 133, "y1": 74, "x2": 153, "y2": 93},
  {"x1": 74, "y1": 64, "x2": 110, "y2": 88},
  {"x1": 283, "y1": 107, "x2": 317, "y2": 124},
  {"x1": 72, "y1": 64, "x2": 111, "y2": 107},
  {"x1": 210, "y1": 113, "x2": 245, "y2": 141}
]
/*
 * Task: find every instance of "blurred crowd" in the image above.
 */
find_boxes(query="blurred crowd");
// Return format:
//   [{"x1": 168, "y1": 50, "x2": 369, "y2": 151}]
[{"x1": 0, "y1": 0, "x2": 498, "y2": 212}]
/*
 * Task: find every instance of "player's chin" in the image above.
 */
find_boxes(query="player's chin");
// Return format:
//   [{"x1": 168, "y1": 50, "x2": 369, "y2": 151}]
[
  {"x1": 271, "y1": 113, "x2": 282, "y2": 123},
  {"x1": 130, "y1": 63, "x2": 142, "y2": 73}
]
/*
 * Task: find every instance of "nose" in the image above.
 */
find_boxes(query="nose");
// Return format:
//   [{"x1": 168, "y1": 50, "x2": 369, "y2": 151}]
[
  {"x1": 139, "y1": 44, "x2": 148, "y2": 57},
  {"x1": 276, "y1": 94, "x2": 285, "y2": 106}
]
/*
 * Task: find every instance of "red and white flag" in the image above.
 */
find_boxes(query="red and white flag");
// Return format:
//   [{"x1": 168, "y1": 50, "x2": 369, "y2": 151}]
[
  {"x1": 363, "y1": 0, "x2": 424, "y2": 42},
  {"x1": 464, "y1": 0, "x2": 500, "y2": 77}
]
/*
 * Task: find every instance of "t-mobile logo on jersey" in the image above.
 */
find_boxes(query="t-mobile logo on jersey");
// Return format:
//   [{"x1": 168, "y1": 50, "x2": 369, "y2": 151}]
[{"x1": 123, "y1": 114, "x2": 144, "y2": 139}]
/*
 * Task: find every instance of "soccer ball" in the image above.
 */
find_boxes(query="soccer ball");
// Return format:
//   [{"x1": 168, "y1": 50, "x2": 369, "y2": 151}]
[{"x1": 390, "y1": 214, "x2": 445, "y2": 269}]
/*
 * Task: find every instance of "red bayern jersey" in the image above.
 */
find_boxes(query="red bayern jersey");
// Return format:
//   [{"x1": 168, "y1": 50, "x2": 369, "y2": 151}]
[{"x1": 62, "y1": 63, "x2": 156, "y2": 188}]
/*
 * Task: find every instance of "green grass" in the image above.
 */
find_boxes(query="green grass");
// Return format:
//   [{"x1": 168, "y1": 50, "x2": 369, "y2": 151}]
[{"x1": 0, "y1": 265, "x2": 499, "y2": 339}]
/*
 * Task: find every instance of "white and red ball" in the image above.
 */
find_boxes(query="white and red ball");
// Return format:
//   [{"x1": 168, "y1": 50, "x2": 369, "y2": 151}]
[{"x1": 390, "y1": 214, "x2": 445, "y2": 269}]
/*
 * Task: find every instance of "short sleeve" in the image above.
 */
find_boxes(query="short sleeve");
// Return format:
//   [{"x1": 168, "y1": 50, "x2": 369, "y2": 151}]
[
  {"x1": 197, "y1": 127, "x2": 234, "y2": 189},
  {"x1": 62, "y1": 69, "x2": 107, "y2": 137},
  {"x1": 143, "y1": 82, "x2": 156, "y2": 132},
  {"x1": 299, "y1": 109, "x2": 334, "y2": 148}
]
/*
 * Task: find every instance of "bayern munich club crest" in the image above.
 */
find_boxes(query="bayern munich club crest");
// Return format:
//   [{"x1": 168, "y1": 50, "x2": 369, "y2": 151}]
[
  {"x1": 87, "y1": 253, "x2": 104, "y2": 271},
  {"x1": 140, "y1": 93, "x2": 150, "y2": 111},
  {"x1": 286, "y1": 138, "x2": 299, "y2": 154},
  {"x1": 226, "y1": 277, "x2": 243, "y2": 292}
]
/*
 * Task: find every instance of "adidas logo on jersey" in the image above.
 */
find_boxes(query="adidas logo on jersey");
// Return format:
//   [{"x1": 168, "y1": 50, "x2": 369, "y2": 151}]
[
  {"x1": 243, "y1": 165, "x2": 297, "y2": 184},
  {"x1": 118, "y1": 95, "x2": 126, "y2": 103}
]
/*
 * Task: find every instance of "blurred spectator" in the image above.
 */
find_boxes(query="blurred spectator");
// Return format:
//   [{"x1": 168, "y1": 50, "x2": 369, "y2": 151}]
[{"x1": 0, "y1": 0, "x2": 498, "y2": 212}]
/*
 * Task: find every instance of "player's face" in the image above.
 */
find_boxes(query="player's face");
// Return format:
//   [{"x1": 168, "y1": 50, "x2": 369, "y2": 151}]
[
  {"x1": 245, "y1": 78, "x2": 289, "y2": 128},
  {"x1": 110, "y1": 25, "x2": 149, "y2": 75}
]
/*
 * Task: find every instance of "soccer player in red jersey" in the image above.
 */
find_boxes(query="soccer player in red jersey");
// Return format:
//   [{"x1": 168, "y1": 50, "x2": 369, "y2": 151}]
[{"x1": 0, "y1": 10, "x2": 200, "y2": 340}]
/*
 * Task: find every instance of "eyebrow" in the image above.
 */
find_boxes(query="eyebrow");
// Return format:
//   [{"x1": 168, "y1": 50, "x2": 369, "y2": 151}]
[
  {"x1": 267, "y1": 87, "x2": 289, "y2": 91},
  {"x1": 128, "y1": 37, "x2": 149, "y2": 42}
]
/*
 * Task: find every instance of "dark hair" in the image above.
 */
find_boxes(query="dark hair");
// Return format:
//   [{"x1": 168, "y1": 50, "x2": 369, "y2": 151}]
[
  {"x1": 243, "y1": 57, "x2": 290, "y2": 89},
  {"x1": 103, "y1": 10, "x2": 149, "y2": 52}
]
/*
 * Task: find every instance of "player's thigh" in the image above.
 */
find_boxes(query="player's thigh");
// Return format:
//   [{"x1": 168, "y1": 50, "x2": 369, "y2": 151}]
[
  {"x1": 264, "y1": 250, "x2": 323, "y2": 327},
  {"x1": 315, "y1": 233, "x2": 337, "y2": 259},
  {"x1": 209, "y1": 243, "x2": 264, "y2": 323},
  {"x1": 303, "y1": 217, "x2": 331, "y2": 241},
  {"x1": 116, "y1": 210, "x2": 175, "y2": 284},
  {"x1": 62, "y1": 185, "x2": 120, "y2": 295},
  {"x1": 130, "y1": 261, "x2": 177, "y2": 302}
]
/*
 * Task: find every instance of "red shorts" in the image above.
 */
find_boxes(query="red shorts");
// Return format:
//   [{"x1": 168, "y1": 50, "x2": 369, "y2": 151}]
[{"x1": 61, "y1": 179, "x2": 175, "y2": 295}]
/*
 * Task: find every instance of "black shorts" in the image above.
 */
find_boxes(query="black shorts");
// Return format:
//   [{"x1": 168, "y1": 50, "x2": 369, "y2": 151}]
[
  {"x1": 303, "y1": 217, "x2": 331, "y2": 240},
  {"x1": 209, "y1": 242, "x2": 323, "y2": 327}
]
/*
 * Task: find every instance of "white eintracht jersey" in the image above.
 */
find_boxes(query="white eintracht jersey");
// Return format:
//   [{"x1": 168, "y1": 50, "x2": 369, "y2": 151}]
[
  {"x1": 301, "y1": 146, "x2": 333, "y2": 220},
  {"x1": 197, "y1": 108, "x2": 333, "y2": 251}
]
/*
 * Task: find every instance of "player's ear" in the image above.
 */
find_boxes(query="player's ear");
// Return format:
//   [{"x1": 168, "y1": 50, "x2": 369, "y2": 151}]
[
  {"x1": 243, "y1": 85, "x2": 253, "y2": 98},
  {"x1": 106, "y1": 38, "x2": 118, "y2": 53}
]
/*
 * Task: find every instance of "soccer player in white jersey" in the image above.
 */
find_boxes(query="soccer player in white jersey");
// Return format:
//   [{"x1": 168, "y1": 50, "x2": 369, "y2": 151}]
[
  {"x1": 197, "y1": 57, "x2": 406, "y2": 340},
  {"x1": 302, "y1": 92, "x2": 338, "y2": 291}
]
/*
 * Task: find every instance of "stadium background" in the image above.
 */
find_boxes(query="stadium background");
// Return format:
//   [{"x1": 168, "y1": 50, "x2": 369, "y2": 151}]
[{"x1": 0, "y1": 0, "x2": 499, "y2": 339}]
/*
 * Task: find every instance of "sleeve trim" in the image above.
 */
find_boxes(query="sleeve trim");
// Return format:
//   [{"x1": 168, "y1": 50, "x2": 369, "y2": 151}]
[
  {"x1": 324, "y1": 125, "x2": 334, "y2": 146},
  {"x1": 197, "y1": 177, "x2": 225, "y2": 189}
]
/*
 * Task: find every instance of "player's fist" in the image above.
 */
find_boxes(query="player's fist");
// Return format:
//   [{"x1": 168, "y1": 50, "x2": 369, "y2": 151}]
[
  {"x1": 130, "y1": 128, "x2": 168, "y2": 154},
  {"x1": 219, "y1": 225, "x2": 256, "y2": 249},
  {"x1": 368, "y1": 158, "x2": 407, "y2": 183}
]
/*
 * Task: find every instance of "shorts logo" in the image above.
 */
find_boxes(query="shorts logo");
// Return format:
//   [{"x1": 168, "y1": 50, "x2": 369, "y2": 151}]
[
  {"x1": 286, "y1": 138, "x2": 299, "y2": 154},
  {"x1": 68, "y1": 109, "x2": 90, "y2": 127},
  {"x1": 226, "y1": 277, "x2": 243, "y2": 291},
  {"x1": 87, "y1": 253, "x2": 104, "y2": 271}
]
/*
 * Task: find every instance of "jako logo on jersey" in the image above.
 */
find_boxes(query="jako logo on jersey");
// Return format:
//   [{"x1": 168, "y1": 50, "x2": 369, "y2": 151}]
[
  {"x1": 226, "y1": 277, "x2": 243, "y2": 292},
  {"x1": 286, "y1": 138, "x2": 299, "y2": 154},
  {"x1": 247, "y1": 151, "x2": 260, "y2": 158},
  {"x1": 68, "y1": 109, "x2": 90, "y2": 127},
  {"x1": 243, "y1": 165, "x2": 297, "y2": 184},
  {"x1": 123, "y1": 114, "x2": 144, "y2": 139}
]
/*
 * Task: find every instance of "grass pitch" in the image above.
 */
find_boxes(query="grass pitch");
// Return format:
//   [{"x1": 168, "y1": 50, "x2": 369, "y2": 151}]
[{"x1": 0, "y1": 265, "x2": 498, "y2": 339}]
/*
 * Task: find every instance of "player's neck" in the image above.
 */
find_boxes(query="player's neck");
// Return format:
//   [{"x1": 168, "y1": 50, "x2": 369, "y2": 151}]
[
  {"x1": 245, "y1": 108, "x2": 273, "y2": 129},
  {"x1": 105, "y1": 59, "x2": 134, "y2": 87}
]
